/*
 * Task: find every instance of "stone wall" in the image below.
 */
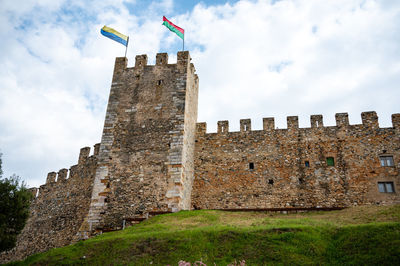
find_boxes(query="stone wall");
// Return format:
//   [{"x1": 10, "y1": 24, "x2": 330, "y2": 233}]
[
  {"x1": 0, "y1": 145, "x2": 99, "y2": 263},
  {"x1": 2, "y1": 51, "x2": 399, "y2": 262},
  {"x1": 192, "y1": 112, "x2": 400, "y2": 209},
  {"x1": 81, "y1": 51, "x2": 199, "y2": 235}
]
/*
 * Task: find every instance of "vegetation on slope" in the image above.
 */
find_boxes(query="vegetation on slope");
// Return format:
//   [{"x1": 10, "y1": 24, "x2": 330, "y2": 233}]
[{"x1": 11, "y1": 205, "x2": 400, "y2": 265}]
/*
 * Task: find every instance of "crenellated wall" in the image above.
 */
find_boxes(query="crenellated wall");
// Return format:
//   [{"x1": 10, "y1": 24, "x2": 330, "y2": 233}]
[
  {"x1": 1, "y1": 51, "x2": 399, "y2": 263},
  {"x1": 192, "y1": 112, "x2": 400, "y2": 209},
  {"x1": 0, "y1": 144, "x2": 99, "y2": 263}
]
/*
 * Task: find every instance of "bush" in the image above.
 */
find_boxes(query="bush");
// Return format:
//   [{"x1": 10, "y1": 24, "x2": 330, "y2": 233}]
[{"x1": 0, "y1": 154, "x2": 32, "y2": 252}]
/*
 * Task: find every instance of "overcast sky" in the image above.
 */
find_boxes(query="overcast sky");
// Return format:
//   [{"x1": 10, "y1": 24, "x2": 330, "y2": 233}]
[{"x1": 1, "y1": 0, "x2": 399, "y2": 188}]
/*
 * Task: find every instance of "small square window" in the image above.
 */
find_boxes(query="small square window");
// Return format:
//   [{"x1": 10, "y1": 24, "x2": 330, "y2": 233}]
[
  {"x1": 378, "y1": 182, "x2": 395, "y2": 193},
  {"x1": 305, "y1": 161, "x2": 310, "y2": 167},
  {"x1": 326, "y1": 157, "x2": 335, "y2": 166},
  {"x1": 380, "y1": 156, "x2": 394, "y2": 167},
  {"x1": 268, "y1": 179, "x2": 274, "y2": 185},
  {"x1": 249, "y1": 162, "x2": 254, "y2": 170}
]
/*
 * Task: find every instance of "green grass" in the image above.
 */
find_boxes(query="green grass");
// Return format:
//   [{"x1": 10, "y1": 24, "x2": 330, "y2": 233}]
[{"x1": 9, "y1": 205, "x2": 400, "y2": 265}]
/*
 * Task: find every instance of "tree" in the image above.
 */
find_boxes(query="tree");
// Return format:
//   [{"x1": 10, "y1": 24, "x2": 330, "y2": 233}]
[{"x1": 0, "y1": 153, "x2": 32, "y2": 252}]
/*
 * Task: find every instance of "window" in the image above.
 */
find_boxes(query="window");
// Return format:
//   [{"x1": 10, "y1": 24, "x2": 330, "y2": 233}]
[
  {"x1": 268, "y1": 179, "x2": 274, "y2": 185},
  {"x1": 305, "y1": 161, "x2": 310, "y2": 167},
  {"x1": 157, "y1": 80, "x2": 163, "y2": 86},
  {"x1": 326, "y1": 157, "x2": 334, "y2": 166},
  {"x1": 249, "y1": 162, "x2": 254, "y2": 170},
  {"x1": 380, "y1": 156, "x2": 394, "y2": 167},
  {"x1": 378, "y1": 182, "x2": 395, "y2": 193}
]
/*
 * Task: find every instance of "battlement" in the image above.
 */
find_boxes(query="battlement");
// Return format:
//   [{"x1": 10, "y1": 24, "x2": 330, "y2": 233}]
[
  {"x1": 5, "y1": 50, "x2": 399, "y2": 264},
  {"x1": 112, "y1": 51, "x2": 196, "y2": 77},
  {"x1": 196, "y1": 112, "x2": 400, "y2": 135},
  {"x1": 42, "y1": 143, "x2": 100, "y2": 187}
]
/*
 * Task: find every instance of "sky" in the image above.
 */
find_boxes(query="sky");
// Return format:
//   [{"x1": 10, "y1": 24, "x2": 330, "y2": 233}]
[{"x1": 0, "y1": 0, "x2": 399, "y2": 188}]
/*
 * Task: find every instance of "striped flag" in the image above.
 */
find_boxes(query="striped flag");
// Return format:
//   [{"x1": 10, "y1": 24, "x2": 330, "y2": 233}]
[
  {"x1": 162, "y1": 16, "x2": 184, "y2": 40},
  {"x1": 100, "y1": 26, "x2": 129, "y2": 46}
]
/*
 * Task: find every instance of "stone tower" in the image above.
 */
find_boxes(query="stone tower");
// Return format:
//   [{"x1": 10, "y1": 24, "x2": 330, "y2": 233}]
[{"x1": 79, "y1": 51, "x2": 198, "y2": 236}]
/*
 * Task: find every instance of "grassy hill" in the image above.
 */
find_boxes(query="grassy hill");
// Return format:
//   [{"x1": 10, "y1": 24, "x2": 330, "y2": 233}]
[{"x1": 10, "y1": 205, "x2": 400, "y2": 265}]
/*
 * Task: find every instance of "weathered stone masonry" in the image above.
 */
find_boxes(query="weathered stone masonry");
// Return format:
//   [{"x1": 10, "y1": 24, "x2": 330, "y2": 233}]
[
  {"x1": 79, "y1": 51, "x2": 199, "y2": 236},
  {"x1": 192, "y1": 113, "x2": 400, "y2": 209},
  {"x1": 0, "y1": 145, "x2": 99, "y2": 262},
  {"x1": 1, "y1": 51, "x2": 399, "y2": 262}
]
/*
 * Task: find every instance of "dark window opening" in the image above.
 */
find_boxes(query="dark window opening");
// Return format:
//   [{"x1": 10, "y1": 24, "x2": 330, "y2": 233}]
[
  {"x1": 106, "y1": 183, "x2": 110, "y2": 188},
  {"x1": 299, "y1": 178, "x2": 305, "y2": 184},
  {"x1": 104, "y1": 198, "x2": 109, "y2": 203},
  {"x1": 268, "y1": 179, "x2": 274, "y2": 185},
  {"x1": 305, "y1": 161, "x2": 310, "y2": 167},
  {"x1": 326, "y1": 157, "x2": 335, "y2": 166},
  {"x1": 380, "y1": 156, "x2": 394, "y2": 167},
  {"x1": 378, "y1": 182, "x2": 395, "y2": 193},
  {"x1": 249, "y1": 162, "x2": 254, "y2": 170},
  {"x1": 157, "y1": 80, "x2": 163, "y2": 86}
]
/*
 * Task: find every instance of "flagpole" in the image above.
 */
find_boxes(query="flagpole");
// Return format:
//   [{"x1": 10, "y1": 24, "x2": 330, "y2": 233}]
[
  {"x1": 183, "y1": 36, "x2": 184, "y2": 51},
  {"x1": 125, "y1": 37, "x2": 129, "y2": 58}
]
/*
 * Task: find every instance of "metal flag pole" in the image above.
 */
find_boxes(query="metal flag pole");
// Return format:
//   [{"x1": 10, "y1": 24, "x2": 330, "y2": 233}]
[
  {"x1": 183, "y1": 36, "x2": 184, "y2": 51},
  {"x1": 125, "y1": 37, "x2": 129, "y2": 58}
]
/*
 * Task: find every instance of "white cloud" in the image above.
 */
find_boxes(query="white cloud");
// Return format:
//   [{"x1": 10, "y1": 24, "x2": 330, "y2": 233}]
[
  {"x1": 0, "y1": 0, "x2": 399, "y2": 187},
  {"x1": 186, "y1": 0, "x2": 400, "y2": 130}
]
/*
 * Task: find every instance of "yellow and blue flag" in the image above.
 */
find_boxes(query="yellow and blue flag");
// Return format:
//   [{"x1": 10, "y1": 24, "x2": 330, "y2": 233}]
[{"x1": 101, "y1": 26, "x2": 129, "y2": 46}]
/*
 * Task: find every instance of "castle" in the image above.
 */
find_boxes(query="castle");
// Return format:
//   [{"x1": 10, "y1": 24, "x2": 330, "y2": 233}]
[{"x1": 2, "y1": 51, "x2": 399, "y2": 262}]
